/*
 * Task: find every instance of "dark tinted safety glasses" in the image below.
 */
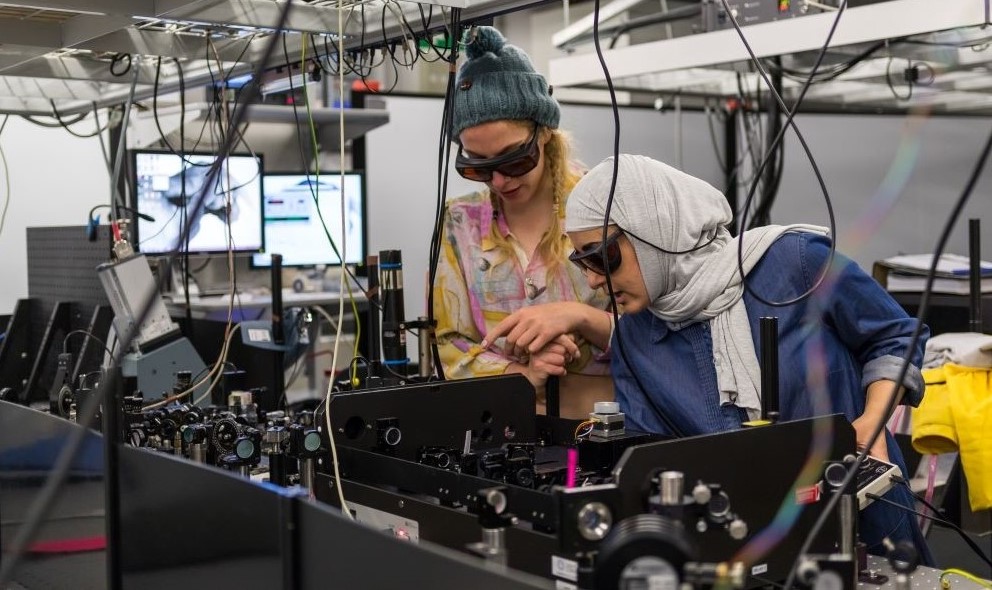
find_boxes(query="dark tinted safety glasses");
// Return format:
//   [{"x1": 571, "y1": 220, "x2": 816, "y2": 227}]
[
  {"x1": 455, "y1": 126, "x2": 541, "y2": 182},
  {"x1": 569, "y1": 230, "x2": 624, "y2": 275}
]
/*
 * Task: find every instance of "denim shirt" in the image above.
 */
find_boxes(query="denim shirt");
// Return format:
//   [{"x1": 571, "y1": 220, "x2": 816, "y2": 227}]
[
  {"x1": 612, "y1": 232, "x2": 927, "y2": 435},
  {"x1": 611, "y1": 232, "x2": 932, "y2": 561}
]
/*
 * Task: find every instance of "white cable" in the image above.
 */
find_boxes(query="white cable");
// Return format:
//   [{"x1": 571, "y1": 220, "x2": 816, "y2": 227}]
[
  {"x1": 0, "y1": 126, "x2": 10, "y2": 239},
  {"x1": 323, "y1": 0, "x2": 354, "y2": 519},
  {"x1": 192, "y1": 322, "x2": 242, "y2": 406},
  {"x1": 310, "y1": 304, "x2": 340, "y2": 334},
  {"x1": 384, "y1": 1, "x2": 413, "y2": 45},
  {"x1": 214, "y1": 38, "x2": 239, "y2": 411},
  {"x1": 674, "y1": 93, "x2": 683, "y2": 170},
  {"x1": 207, "y1": 37, "x2": 240, "y2": 331},
  {"x1": 144, "y1": 321, "x2": 242, "y2": 409}
]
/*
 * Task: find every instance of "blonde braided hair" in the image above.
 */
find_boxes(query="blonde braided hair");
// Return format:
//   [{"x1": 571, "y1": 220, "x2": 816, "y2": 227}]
[{"x1": 487, "y1": 122, "x2": 581, "y2": 293}]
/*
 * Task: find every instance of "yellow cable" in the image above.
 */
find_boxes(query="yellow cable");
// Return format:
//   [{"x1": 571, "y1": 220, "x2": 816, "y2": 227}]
[
  {"x1": 940, "y1": 568, "x2": 992, "y2": 589},
  {"x1": 574, "y1": 419, "x2": 598, "y2": 439},
  {"x1": 301, "y1": 34, "x2": 363, "y2": 385}
]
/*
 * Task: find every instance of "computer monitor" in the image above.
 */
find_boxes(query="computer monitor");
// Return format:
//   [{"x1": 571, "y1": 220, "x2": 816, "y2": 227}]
[
  {"x1": 131, "y1": 150, "x2": 264, "y2": 255},
  {"x1": 251, "y1": 172, "x2": 366, "y2": 268}
]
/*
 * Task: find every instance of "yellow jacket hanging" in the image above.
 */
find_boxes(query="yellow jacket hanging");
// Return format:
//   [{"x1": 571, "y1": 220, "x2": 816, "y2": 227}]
[{"x1": 913, "y1": 363, "x2": 992, "y2": 511}]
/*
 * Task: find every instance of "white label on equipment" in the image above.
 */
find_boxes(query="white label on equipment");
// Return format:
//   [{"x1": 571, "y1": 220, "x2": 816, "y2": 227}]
[
  {"x1": 752, "y1": 563, "x2": 769, "y2": 575},
  {"x1": 247, "y1": 329, "x2": 271, "y2": 342},
  {"x1": 555, "y1": 581, "x2": 578, "y2": 590},
  {"x1": 552, "y1": 556, "x2": 579, "y2": 582}
]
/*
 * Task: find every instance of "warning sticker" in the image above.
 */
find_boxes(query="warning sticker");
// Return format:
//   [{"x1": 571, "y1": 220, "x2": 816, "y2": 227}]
[{"x1": 795, "y1": 484, "x2": 821, "y2": 505}]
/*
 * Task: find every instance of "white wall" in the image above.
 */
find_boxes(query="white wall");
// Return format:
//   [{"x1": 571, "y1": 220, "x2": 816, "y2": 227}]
[
  {"x1": 769, "y1": 114, "x2": 992, "y2": 269},
  {"x1": 364, "y1": 95, "x2": 479, "y2": 357},
  {"x1": 0, "y1": 117, "x2": 110, "y2": 315}
]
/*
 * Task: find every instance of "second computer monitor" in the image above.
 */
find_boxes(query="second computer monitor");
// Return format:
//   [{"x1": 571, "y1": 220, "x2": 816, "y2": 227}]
[{"x1": 252, "y1": 172, "x2": 366, "y2": 268}]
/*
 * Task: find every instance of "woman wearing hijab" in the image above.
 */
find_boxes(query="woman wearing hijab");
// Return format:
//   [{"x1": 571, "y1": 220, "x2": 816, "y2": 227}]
[
  {"x1": 554, "y1": 153, "x2": 931, "y2": 561},
  {"x1": 434, "y1": 26, "x2": 615, "y2": 417}
]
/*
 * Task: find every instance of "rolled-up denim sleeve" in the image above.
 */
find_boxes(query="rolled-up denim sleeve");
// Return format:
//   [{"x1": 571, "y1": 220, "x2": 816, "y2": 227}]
[
  {"x1": 862, "y1": 354, "x2": 925, "y2": 406},
  {"x1": 802, "y1": 235, "x2": 929, "y2": 407}
]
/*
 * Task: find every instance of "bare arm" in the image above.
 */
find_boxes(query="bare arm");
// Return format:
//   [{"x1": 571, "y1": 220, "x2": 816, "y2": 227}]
[{"x1": 851, "y1": 379, "x2": 903, "y2": 462}]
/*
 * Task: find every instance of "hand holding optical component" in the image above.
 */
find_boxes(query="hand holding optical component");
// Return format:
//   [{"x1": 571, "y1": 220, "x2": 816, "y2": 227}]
[
  {"x1": 506, "y1": 338, "x2": 572, "y2": 392},
  {"x1": 484, "y1": 301, "x2": 614, "y2": 358},
  {"x1": 483, "y1": 302, "x2": 590, "y2": 359},
  {"x1": 527, "y1": 339, "x2": 571, "y2": 380}
]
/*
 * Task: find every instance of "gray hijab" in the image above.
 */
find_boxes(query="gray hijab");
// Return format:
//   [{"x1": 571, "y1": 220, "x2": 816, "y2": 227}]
[{"x1": 565, "y1": 155, "x2": 829, "y2": 418}]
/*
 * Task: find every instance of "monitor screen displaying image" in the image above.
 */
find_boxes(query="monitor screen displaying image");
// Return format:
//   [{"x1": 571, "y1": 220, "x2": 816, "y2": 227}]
[
  {"x1": 252, "y1": 172, "x2": 366, "y2": 268},
  {"x1": 132, "y1": 150, "x2": 264, "y2": 255}
]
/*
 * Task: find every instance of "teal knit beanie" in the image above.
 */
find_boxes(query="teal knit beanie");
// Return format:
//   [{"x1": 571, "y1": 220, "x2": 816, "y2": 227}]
[{"x1": 451, "y1": 26, "x2": 560, "y2": 139}]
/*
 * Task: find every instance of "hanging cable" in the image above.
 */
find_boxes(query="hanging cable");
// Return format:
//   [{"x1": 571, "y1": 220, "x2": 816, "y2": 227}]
[
  {"x1": 721, "y1": 0, "x2": 841, "y2": 309},
  {"x1": 747, "y1": 56, "x2": 785, "y2": 229},
  {"x1": 0, "y1": 115, "x2": 9, "y2": 240},
  {"x1": 0, "y1": 5, "x2": 295, "y2": 585},
  {"x1": 426, "y1": 7, "x2": 461, "y2": 381},
  {"x1": 323, "y1": 0, "x2": 355, "y2": 519},
  {"x1": 107, "y1": 63, "x2": 142, "y2": 225},
  {"x1": 48, "y1": 101, "x2": 111, "y2": 139},
  {"x1": 591, "y1": 0, "x2": 685, "y2": 437}
]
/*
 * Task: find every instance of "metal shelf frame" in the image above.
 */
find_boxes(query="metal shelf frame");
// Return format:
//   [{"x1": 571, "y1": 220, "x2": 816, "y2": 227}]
[
  {"x1": 0, "y1": 0, "x2": 551, "y2": 116},
  {"x1": 548, "y1": 0, "x2": 992, "y2": 114}
]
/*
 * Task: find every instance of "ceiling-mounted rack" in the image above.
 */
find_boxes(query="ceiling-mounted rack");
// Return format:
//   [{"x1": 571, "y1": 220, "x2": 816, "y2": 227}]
[
  {"x1": 548, "y1": 0, "x2": 992, "y2": 115},
  {"x1": 0, "y1": 0, "x2": 552, "y2": 116}
]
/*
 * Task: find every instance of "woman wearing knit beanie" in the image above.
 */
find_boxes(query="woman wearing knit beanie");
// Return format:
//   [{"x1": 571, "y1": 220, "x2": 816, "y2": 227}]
[{"x1": 433, "y1": 26, "x2": 614, "y2": 417}]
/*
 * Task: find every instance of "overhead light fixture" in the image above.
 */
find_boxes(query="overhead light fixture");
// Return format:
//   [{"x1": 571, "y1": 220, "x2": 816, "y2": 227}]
[{"x1": 0, "y1": 3, "x2": 107, "y2": 16}]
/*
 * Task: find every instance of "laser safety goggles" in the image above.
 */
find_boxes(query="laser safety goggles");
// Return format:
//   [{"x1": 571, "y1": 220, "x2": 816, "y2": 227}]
[
  {"x1": 455, "y1": 126, "x2": 541, "y2": 182},
  {"x1": 569, "y1": 230, "x2": 624, "y2": 276}
]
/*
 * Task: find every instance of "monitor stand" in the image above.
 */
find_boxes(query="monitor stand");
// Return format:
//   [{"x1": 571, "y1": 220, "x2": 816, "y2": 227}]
[
  {"x1": 171, "y1": 271, "x2": 202, "y2": 298},
  {"x1": 172, "y1": 273, "x2": 239, "y2": 298}
]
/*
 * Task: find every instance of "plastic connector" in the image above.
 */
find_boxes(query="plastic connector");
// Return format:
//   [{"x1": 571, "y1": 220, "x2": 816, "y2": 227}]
[
  {"x1": 903, "y1": 65, "x2": 920, "y2": 84},
  {"x1": 87, "y1": 214, "x2": 100, "y2": 242},
  {"x1": 109, "y1": 219, "x2": 134, "y2": 260}
]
